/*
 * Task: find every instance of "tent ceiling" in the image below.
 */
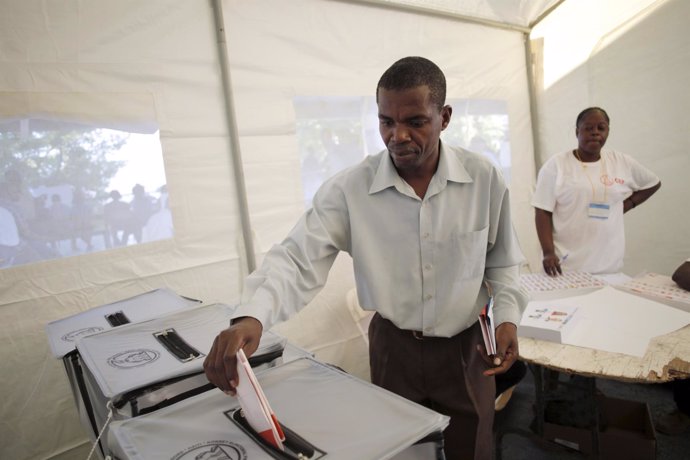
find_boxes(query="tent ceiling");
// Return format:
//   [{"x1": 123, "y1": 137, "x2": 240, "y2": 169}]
[{"x1": 341, "y1": 0, "x2": 564, "y2": 30}]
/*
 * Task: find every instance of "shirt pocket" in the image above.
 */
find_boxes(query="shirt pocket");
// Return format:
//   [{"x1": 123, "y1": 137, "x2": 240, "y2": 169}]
[{"x1": 445, "y1": 225, "x2": 489, "y2": 280}]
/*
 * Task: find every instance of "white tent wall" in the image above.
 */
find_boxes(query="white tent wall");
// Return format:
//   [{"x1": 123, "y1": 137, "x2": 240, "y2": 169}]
[
  {"x1": 225, "y1": 0, "x2": 538, "y2": 271},
  {"x1": 531, "y1": 0, "x2": 690, "y2": 276},
  {"x1": 0, "y1": 1, "x2": 539, "y2": 459},
  {"x1": 0, "y1": 2, "x2": 247, "y2": 459}
]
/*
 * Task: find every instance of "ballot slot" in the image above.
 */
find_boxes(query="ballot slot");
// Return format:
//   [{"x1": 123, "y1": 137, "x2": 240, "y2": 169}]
[
  {"x1": 104, "y1": 311, "x2": 131, "y2": 327},
  {"x1": 153, "y1": 328, "x2": 203, "y2": 362},
  {"x1": 228, "y1": 407, "x2": 327, "y2": 460}
]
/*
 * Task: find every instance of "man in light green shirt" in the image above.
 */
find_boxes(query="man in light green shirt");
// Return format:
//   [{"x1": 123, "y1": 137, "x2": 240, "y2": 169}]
[{"x1": 205, "y1": 56, "x2": 528, "y2": 460}]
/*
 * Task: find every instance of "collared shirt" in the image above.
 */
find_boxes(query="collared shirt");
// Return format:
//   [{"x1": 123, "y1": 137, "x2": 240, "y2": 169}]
[{"x1": 235, "y1": 143, "x2": 528, "y2": 337}]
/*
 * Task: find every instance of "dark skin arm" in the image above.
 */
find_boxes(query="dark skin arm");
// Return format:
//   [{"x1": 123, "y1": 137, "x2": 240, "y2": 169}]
[
  {"x1": 623, "y1": 181, "x2": 661, "y2": 213},
  {"x1": 203, "y1": 316, "x2": 263, "y2": 395},
  {"x1": 672, "y1": 261, "x2": 690, "y2": 291},
  {"x1": 482, "y1": 322, "x2": 519, "y2": 376},
  {"x1": 535, "y1": 207, "x2": 561, "y2": 276}
]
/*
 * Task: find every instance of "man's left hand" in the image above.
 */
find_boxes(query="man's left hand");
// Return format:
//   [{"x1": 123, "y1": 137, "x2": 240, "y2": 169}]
[{"x1": 482, "y1": 322, "x2": 519, "y2": 376}]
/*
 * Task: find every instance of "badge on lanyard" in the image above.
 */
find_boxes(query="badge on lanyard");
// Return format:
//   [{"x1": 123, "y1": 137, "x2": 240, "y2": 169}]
[{"x1": 588, "y1": 202, "x2": 610, "y2": 220}]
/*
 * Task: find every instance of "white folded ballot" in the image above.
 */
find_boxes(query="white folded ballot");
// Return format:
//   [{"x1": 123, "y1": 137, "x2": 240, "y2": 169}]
[
  {"x1": 235, "y1": 348, "x2": 285, "y2": 451},
  {"x1": 518, "y1": 302, "x2": 579, "y2": 343}
]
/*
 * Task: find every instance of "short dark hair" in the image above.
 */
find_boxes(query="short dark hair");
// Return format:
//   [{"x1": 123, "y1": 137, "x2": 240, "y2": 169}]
[
  {"x1": 376, "y1": 56, "x2": 447, "y2": 110},
  {"x1": 576, "y1": 107, "x2": 610, "y2": 127}
]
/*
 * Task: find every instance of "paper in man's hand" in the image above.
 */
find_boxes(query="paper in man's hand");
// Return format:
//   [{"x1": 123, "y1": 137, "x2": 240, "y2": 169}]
[{"x1": 235, "y1": 348, "x2": 285, "y2": 450}]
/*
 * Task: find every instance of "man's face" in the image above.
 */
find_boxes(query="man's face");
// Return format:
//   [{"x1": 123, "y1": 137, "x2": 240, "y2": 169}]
[{"x1": 377, "y1": 85, "x2": 451, "y2": 173}]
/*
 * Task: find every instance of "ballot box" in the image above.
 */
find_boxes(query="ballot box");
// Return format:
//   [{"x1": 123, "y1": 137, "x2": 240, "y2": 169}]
[
  {"x1": 74, "y1": 302, "x2": 289, "y2": 458},
  {"x1": 45, "y1": 288, "x2": 202, "y2": 457},
  {"x1": 45, "y1": 288, "x2": 201, "y2": 359},
  {"x1": 107, "y1": 357, "x2": 450, "y2": 460}
]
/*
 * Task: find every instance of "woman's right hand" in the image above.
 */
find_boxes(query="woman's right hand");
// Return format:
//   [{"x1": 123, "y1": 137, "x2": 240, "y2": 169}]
[{"x1": 542, "y1": 253, "x2": 562, "y2": 277}]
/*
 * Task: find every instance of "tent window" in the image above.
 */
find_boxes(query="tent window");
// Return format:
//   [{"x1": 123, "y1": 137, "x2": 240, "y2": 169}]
[
  {"x1": 294, "y1": 96, "x2": 512, "y2": 207},
  {"x1": 0, "y1": 118, "x2": 171, "y2": 269}
]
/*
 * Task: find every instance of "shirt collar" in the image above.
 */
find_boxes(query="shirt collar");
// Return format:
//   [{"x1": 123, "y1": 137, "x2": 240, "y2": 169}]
[{"x1": 369, "y1": 142, "x2": 473, "y2": 195}]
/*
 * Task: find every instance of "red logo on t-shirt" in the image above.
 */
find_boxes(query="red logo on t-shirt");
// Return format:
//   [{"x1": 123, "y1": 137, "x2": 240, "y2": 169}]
[
  {"x1": 600, "y1": 175, "x2": 625, "y2": 186},
  {"x1": 600, "y1": 174, "x2": 614, "y2": 186}
]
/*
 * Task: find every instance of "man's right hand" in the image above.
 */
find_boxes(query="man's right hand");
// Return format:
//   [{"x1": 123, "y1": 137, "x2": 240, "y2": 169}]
[{"x1": 203, "y1": 316, "x2": 263, "y2": 395}]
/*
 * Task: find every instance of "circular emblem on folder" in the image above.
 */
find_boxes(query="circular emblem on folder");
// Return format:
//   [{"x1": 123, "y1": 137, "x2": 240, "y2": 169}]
[
  {"x1": 106, "y1": 349, "x2": 160, "y2": 369},
  {"x1": 61, "y1": 327, "x2": 105, "y2": 342},
  {"x1": 172, "y1": 440, "x2": 247, "y2": 460}
]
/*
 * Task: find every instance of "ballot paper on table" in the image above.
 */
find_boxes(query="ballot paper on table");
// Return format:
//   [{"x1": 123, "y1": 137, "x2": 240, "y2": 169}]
[
  {"x1": 519, "y1": 286, "x2": 690, "y2": 357},
  {"x1": 235, "y1": 348, "x2": 285, "y2": 451},
  {"x1": 616, "y1": 272, "x2": 690, "y2": 313},
  {"x1": 519, "y1": 303, "x2": 580, "y2": 343},
  {"x1": 519, "y1": 270, "x2": 606, "y2": 301}
]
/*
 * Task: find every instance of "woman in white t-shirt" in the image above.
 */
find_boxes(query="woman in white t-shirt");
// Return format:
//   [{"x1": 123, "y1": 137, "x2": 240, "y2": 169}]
[{"x1": 532, "y1": 107, "x2": 661, "y2": 276}]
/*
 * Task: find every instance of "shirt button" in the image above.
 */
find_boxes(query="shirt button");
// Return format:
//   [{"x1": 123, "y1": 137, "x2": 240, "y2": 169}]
[
  {"x1": 424, "y1": 264, "x2": 432, "y2": 270},
  {"x1": 424, "y1": 294, "x2": 432, "y2": 301},
  {"x1": 423, "y1": 233, "x2": 430, "y2": 239}
]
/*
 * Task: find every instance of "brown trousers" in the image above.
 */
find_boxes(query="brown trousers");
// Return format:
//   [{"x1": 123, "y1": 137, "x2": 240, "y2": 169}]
[{"x1": 368, "y1": 313, "x2": 495, "y2": 460}]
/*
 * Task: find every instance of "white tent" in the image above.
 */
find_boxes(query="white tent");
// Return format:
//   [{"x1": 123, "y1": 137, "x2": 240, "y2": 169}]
[{"x1": 1, "y1": 0, "x2": 688, "y2": 458}]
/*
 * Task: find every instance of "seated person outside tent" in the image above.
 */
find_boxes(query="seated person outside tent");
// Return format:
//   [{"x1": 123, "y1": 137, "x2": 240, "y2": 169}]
[
  {"x1": 0, "y1": 181, "x2": 53, "y2": 265},
  {"x1": 104, "y1": 190, "x2": 134, "y2": 247},
  {"x1": 204, "y1": 56, "x2": 528, "y2": 460},
  {"x1": 656, "y1": 258, "x2": 690, "y2": 435},
  {"x1": 129, "y1": 184, "x2": 157, "y2": 244}
]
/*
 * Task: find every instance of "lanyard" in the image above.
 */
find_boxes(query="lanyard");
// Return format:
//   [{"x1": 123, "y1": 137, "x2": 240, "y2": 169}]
[{"x1": 573, "y1": 149, "x2": 608, "y2": 202}]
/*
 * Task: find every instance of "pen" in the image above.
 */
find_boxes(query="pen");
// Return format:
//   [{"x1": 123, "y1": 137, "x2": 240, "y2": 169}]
[{"x1": 560, "y1": 254, "x2": 569, "y2": 263}]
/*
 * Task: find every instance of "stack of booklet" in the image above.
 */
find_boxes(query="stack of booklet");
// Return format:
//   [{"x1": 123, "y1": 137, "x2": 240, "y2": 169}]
[{"x1": 518, "y1": 303, "x2": 579, "y2": 343}]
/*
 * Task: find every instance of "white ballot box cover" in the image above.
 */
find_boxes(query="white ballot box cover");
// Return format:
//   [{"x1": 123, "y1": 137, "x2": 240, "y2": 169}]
[
  {"x1": 46, "y1": 288, "x2": 201, "y2": 358},
  {"x1": 76, "y1": 302, "x2": 286, "y2": 401},
  {"x1": 107, "y1": 357, "x2": 450, "y2": 460},
  {"x1": 74, "y1": 302, "x2": 288, "y2": 458}
]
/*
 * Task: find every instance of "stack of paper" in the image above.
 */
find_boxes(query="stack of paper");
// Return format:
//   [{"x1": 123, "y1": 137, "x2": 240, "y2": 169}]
[
  {"x1": 617, "y1": 272, "x2": 690, "y2": 313},
  {"x1": 520, "y1": 271, "x2": 606, "y2": 301},
  {"x1": 235, "y1": 348, "x2": 285, "y2": 450},
  {"x1": 518, "y1": 303, "x2": 579, "y2": 343},
  {"x1": 519, "y1": 286, "x2": 690, "y2": 357}
]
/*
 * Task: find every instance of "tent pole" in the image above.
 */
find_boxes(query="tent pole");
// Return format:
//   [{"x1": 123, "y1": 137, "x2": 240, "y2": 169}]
[
  {"x1": 211, "y1": 0, "x2": 256, "y2": 273},
  {"x1": 524, "y1": 32, "x2": 542, "y2": 174}
]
